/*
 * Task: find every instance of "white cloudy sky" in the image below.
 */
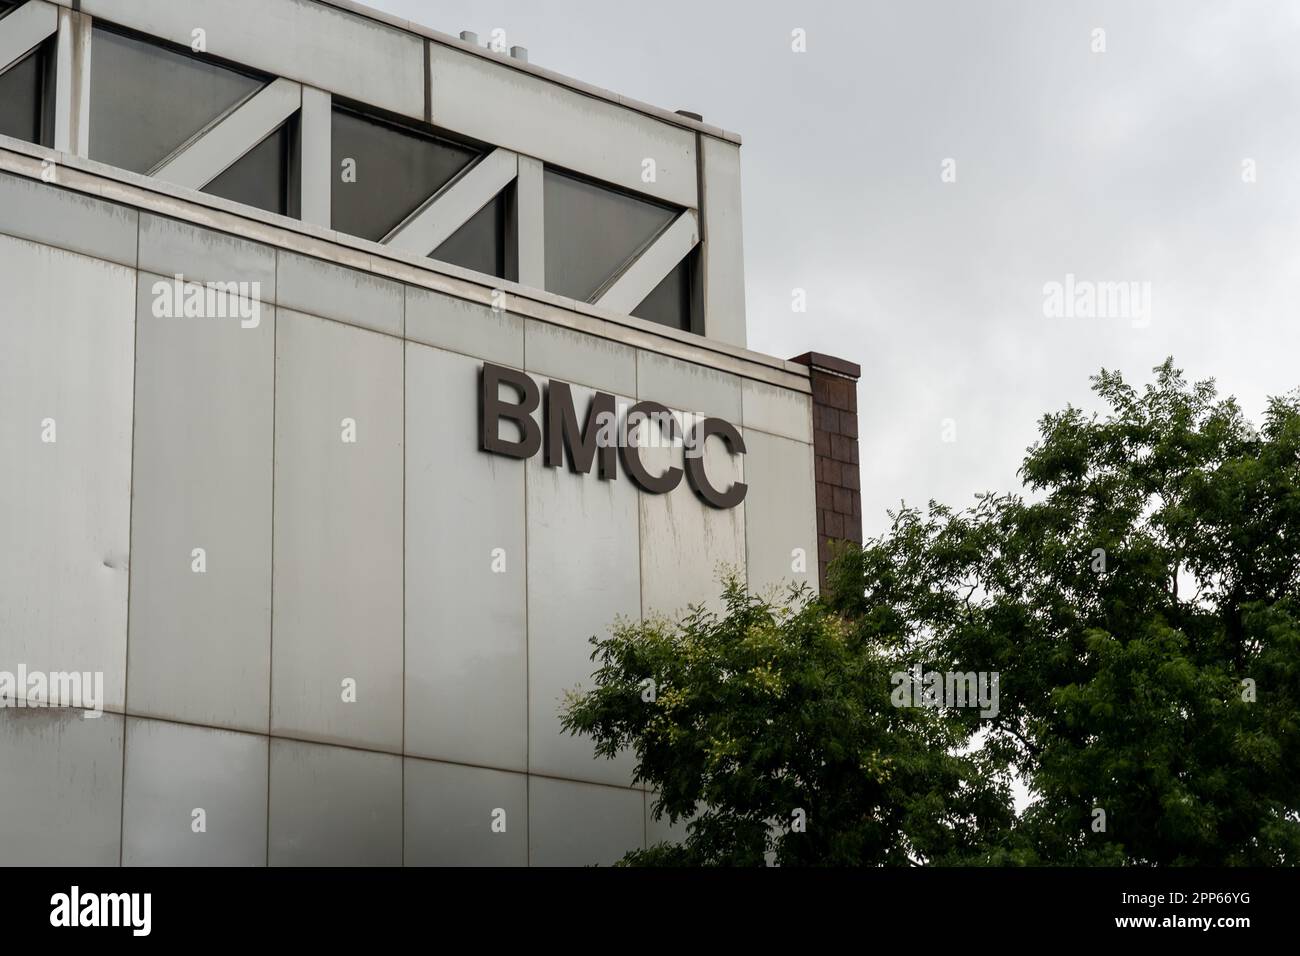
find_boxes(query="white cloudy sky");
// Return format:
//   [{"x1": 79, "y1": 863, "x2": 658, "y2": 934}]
[{"x1": 373, "y1": 0, "x2": 1300, "y2": 537}]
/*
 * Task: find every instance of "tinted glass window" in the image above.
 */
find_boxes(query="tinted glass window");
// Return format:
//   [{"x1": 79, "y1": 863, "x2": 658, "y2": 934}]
[
  {"x1": 331, "y1": 108, "x2": 479, "y2": 242},
  {"x1": 0, "y1": 47, "x2": 42, "y2": 144},
  {"x1": 543, "y1": 168, "x2": 677, "y2": 302},
  {"x1": 89, "y1": 28, "x2": 264, "y2": 174},
  {"x1": 632, "y1": 251, "x2": 694, "y2": 331},
  {"x1": 205, "y1": 123, "x2": 292, "y2": 216},
  {"x1": 431, "y1": 188, "x2": 511, "y2": 280}
]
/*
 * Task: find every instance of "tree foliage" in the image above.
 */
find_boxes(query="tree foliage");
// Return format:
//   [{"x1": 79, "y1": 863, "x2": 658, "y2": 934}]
[
  {"x1": 562, "y1": 579, "x2": 1013, "y2": 866},
  {"x1": 563, "y1": 360, "x2": 1300, "y2": 865}
]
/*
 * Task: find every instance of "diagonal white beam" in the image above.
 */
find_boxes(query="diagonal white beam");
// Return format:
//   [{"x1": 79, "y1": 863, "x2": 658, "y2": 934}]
[
  {"x1": 384, "y1": 147, "x2": 518, "y2": 255},
  {"x1": 152, "y1": 77, "x2": 301, "y2": 188},
  {"x1": 0, "y1": 0, "x2": 58, "y2": 75},
  {"x1": 595, "y1": 210, "x2": 699, "y2": 314}
]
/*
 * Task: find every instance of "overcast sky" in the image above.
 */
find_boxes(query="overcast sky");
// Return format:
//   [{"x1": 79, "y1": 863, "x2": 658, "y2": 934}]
[{"x1": 372, "y1": 0, "x2": 1300, "y2": 537}]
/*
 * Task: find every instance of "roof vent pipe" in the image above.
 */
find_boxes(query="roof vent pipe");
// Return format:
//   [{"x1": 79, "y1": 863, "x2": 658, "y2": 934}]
[
  {"x1": 510, "y1": 45, "x2": 528, "y2": 62},
  {"x1": 459, "y1": 31, "x2": 478, "y2": 44}
]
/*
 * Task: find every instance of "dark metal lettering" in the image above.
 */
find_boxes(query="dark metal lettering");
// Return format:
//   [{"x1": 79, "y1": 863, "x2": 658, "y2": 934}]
[
  {"x1": 685, "y1": 417, "x2": 748, "y2": 508},
  {"x1": 620, "y1": 401, "x2": 683, "y2": 494},
  {"x1": 544, "y1": 381, "x2": 617, "y2": 479},
  {"x1": 479, "y1": 363, "x2": 541, "y2": 459}
]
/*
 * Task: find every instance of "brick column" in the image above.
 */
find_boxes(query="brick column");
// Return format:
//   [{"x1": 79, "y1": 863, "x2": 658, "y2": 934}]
[{"x1": 790, "y1": 352, "x2": 862, "y2": 590}]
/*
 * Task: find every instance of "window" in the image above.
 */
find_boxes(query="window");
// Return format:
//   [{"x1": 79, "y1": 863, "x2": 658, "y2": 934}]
[
  {"x1": 542, "y1": 168, "x2": 677, "y2": 302},
  {"x1": 0, "y1": 36, "x2": 54, "y2": 147},
  {"x1": 205, "y1": 121, "x2": 296, "y2": 217},
  {"x1": 331, "y1": 107, "x2": 479, "y2": 242},
  {"x1": 89, "y1": 27, "x2": 265, "y2": 175},
  {"x1": 631, "y1": 248, "x2": 696, "y2": 332},
  {"x1": 430, "y1": 186, "x2": 513, "y2": 281},
  {"x1": 88, "y1": 28, "x2": 294, "y2": 216}
]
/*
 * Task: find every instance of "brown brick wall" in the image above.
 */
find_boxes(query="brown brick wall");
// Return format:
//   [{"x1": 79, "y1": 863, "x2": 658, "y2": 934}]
[{"x1": 791, "y1": 352, "x2": 862, "y2": 590}]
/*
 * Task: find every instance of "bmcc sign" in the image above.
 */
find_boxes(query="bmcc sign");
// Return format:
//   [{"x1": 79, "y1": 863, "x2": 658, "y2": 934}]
[{"x1": 478, "y1": 363, "x2": 748, "y2": 509}]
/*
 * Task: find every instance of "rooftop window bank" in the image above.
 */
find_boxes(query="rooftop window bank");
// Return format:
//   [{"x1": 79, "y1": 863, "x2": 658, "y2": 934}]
[{"x1": 0, "y1": 0, "x2": 861, "y2": 866}]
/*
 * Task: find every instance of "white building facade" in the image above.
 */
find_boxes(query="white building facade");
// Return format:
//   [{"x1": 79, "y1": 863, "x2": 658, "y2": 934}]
[{"x1": 0, "y1": 0, "x2": 836, "y2": 866}]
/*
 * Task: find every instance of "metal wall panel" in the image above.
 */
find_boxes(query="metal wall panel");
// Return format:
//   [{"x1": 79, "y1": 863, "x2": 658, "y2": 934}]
[
  {"x1": 80, "y1": 0, "x2": 425, "y2": 121},
  {"x1": 0, "y1": 235, "x2": 134, "y2": 711},
  {"x1": 638, "y1": 429, "x2": 746, "y2": 617},
  {"x1": 0, "y1": 171, "x2": 137, "y2": 266},
  {"x1": 523, "y1": 318, "x2": 636, "y2": 396},
  {"x1": 0, "y1": 709, "x2": 123, "y2": 866},
  {"x1": 268, "y1": 738, "x2": 402, "y2": 866},
  {"x1": 405, "y1": 286, "x2": 523, "y2": 368},
  {"x1": 272, "y1": 310, "x2": 403, "y2": 751},
  {"x1": 742, "y1": 430, "x2": 819, "y2": 598},
  {"x1": 528, "y1": 776, "x2": 644, "y2": 866},
  {"x1": 121, "y1": 717, "x2": 268, "y2": 866},
  {"x1": 404, "y1": 758, "x2": 527, "y2": 866},
  {"x1": 138, "y1": 213, "x2": 276, "y2": 293},
  {"x1": 699, "y1": 135, "x2": 747, "y2": 348},
  {"x1": 742, "y1": 378, "x2": 813, "y2": 444},
  {"x1": 277, "y1": 249, "x2": 403, "y2": 338},
  {"x1": 405, "y1": 344, "x2": 527, "y2": 769},
  {"x1": 127, "y1": 274, "x2": 274, "y2": 732},
  {"x1": 430, "y1": 45, "x2": 698, "y2": 209},
  {"x1": 526, "y1": 386, "x2": 642, "y2": 787},
  {"x1": 635, "y1": 355, "x2": 748, "y2": 617},
  {"x1": 636, "y1": 350, "x2": 743, "y2": 423}
]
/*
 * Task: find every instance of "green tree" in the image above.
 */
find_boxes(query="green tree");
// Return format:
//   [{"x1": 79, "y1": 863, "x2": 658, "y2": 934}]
[
  {"x1": 830, "y1": 359, "x2": 1300, "y2": 865},
  {"x1": 562, "y1": 579, "x2": 1015, "y2": 865},
  {"x1": 564, "y1": 360, "x2": 1300, "y2": 865}
]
